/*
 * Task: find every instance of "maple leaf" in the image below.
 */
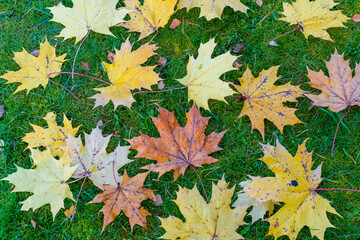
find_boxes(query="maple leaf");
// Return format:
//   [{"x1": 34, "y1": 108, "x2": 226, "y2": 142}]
[
  {"x1": 305, "y1": 49, "x2": 360, "y2": 112},
  {"x1": 177, "y1": 0, "x2": 249, "y2": 21},
  {"x1": 65, "y1": 126, "x2": 132, "y2": 188},
  {"x1": 48, "y1": 0, "x2": 128, "y2": 44},
  {"x1": 0, "y1": 38, "x2": 66, "y2": 94},
  {"x1": 22, "y1": 112, "x2": 79, "y2": 157},
  {"x1": 127, "y1": 104, "x2": 225, "y2": 181},
  {"x1": 88, "y1": 171, "x2": 156, "y2": 232},
  {"x1": 232, "y1": 179, "x2": 279, "y2": 223},
  {"x1": 244, "y1": 140, "x2": 340, "y2": 240},
  {"x1": 176, "y1": 39, "x2": 237, "y2": 111},
  {"x1": 2, "y1": 149, "x2": 77, "y2": 219},
  {"x1": 159, "y1": 176, "x2": 248, "y2": 239},
  {"x1": 279, "y1": 0, "x2": 349, "y2": 41},
  {"x1": 119, "y1": 0, "x2": 177, "y2": 40},
  {"x1": 90, "y1": 37, "x2": 161, "y2": 109},
  {"x1": 232, "y1": 66, "x2": 304, "y2": 139}
]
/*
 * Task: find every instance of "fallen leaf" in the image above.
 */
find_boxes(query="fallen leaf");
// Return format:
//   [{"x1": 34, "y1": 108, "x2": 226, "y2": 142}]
[
  {"x1": 177, "y1": 0, "x2": 249, "y2": 20},
  {"x1": 128, "y1": 104, "x2": 225, "y2": 181},
  {"x1": 158, "y1": 57, "x2": 167, "y2": 66},
  {"x1": 256, "y1": 0, "x2": 263, "y2": 7},
  {"x1": 30, "y1": 49, "x2": 40, "y2": 57},
  {"x1": 107, "y1": 51, "x2": 115, "y2": 63},
  {"x1": 244, "y1": 140, "x2": 340, "y2": 240},
  {"x1": 232, "y1": 43, "x2": 245, "y2": 53},
  {"x1": 232, "y1": 66, "x2": 304, "y2": 139},
  {"x1": 48, "y1": 0, "x2": 128, "y2": 43},
  {"x1": 279, "y1": 0, "x2": 349, "y2": 41},
  {"x1": 88, "y1": 171, "x2": 156, "y2": 232},
  {"x1": 233, "y1": 60, "x2": 241, "y2": 68},
  {"x1": 267, "y1": 40, "x2": 279, "y2": 46},
  {"x1": 157, "y1": 81, "x2": 165, "y2": 90},
  {"x1": 120, "y1": 0, "x2": 177, "y2": 40},
  {"x1": 1, "y1": 149, "x2": 77, "y2": 219},
  {"x1": 352, "y1": 14, "x2": 360, "y2": 22},
  {"x1": 65, "y1": 126, "x2": 132, "y2": 188},
  {"x1": 22, "y1": 112, "x2": 79, "y2": 157},
  {"x1": 64, "y1": 205, "x2": 76, "y2": 218},
  {"x1": 31, "y1": 219, "x2": 36, "y2": 229},
  {"x1": 176, "y1": 39, "x2": 237, "y2": 110},
  {"x1": 154, "y1": 194, "x2": 163, "y2": 206},
  {"x1": 170, "y1": 18, "x2": 181, "y2": 29},
  {"x1": 305, "y1": 49, "x2": 360, "y2": 112},
  {"x1": 159, "y1": 177, "x2": 248, "y2": 239},
  {"x1": 81, "y1": 62, "x2": 91, "y2": 71},
  {"x1": 90, "y1": 37, "x2": 161, "y2": 109},
  {"x1": 0, "y1": 39, "x2": 66, "y2": 94},
  {"x1": 97, "y1": 119, "x2": 104, "y2": 127}
]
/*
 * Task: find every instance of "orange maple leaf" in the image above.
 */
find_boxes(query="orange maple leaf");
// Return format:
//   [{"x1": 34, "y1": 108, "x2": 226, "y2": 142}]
[
  {"x1": 127, "y1": 104, "x2": 225, "y2": 181},
  {"x1": 88, "y1": 171, "x2": 155, "y2": 232}
]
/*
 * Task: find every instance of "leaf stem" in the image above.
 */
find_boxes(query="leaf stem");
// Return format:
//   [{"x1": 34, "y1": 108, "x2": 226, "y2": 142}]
[
  {"x1": 315, "y1": 188, "x2": 360, "y2": 193},
  {"x1": 71, "y1": 176, "x2": 87, "y2": 221},
  {"x1": 268, "y1": 24, "x2": 301, "y2": 44},
  {"x1": 331, "y1": 105, "x2": 351, "y2": 155},
  {"x1": 49, "y1": 79, "x2": 78, "y2": 100},
  {"x1": 133, "y1": 85, "x2": 188, "y2": 95},
  {"x1": 112, "y1": 161, "x2": 119, "y2": 186},
  {"x1": 189, "y1": 164, "x2": 210, "y2": 204},
  {"x1": 47, "y1": 72, "x2": 112, "y2": 85},
  {"x1": 72, "y1": 29, "x2": 91, "y2": 81}
]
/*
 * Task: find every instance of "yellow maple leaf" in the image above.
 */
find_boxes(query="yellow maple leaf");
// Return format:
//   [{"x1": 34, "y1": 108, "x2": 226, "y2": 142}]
[
  {"x1": 305, "y1": 49, "x2": 360, "y2": 112},
  {"x1": 65, "y1": 126, "x2": 132, "y2": 188},
  {"x1": 279, "y1": 0, "x2": 349, "y2": 41},
  {"x1": 2, "y1": 149, "x2": 78, "y2": 219},
  {"x1": 232, "y1": 66, "x2": 304, "y2": 139},
  {"x1": 22, "y1": 112, "x2": 79, "y2": 157},
  {"x1": 176, "y1": 39, "x2": 237, "y2": 111},
  {"x1": 48, "y1": 0, "x2": 128, "y2": 44},
  {"x1": 0, "y1": 39, "x2": 66, "y2": 94},
  {"x1": 159, "y1": 177, "x2": 248, "y2": 239},
  {"x1": 244, "y1": 140, "x2": 340, "y2": 240},
  {"x1": 90, "y1": 37, "x2": 161, "y2": 109},
  {"x1": 120, "y1": 0, "x2": 177, "y2": 40},
  {"x1": 177, "y1": 0, "x2": 249, "y2": 20}
]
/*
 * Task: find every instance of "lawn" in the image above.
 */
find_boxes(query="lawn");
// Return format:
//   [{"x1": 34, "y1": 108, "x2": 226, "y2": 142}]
[{"x1": 1, "y1": 0, "x2": 360, "y2": 239}]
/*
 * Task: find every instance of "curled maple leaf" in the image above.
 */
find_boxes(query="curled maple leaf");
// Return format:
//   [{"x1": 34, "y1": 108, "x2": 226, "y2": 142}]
[
  {"x1": 0, "y1": 38, "x2": 66, "y2": 94},
  {"x1": 48, "y1": 0, "x2": 128, "y2": 43},
  {"x1": 127, "y1": 104, "x2": 225, "y2": 181},
  {"x1": 22, "y1": 112, "x2": 79, "y2": 157},
  {"x1": 159, "y1": 176, "x2": 248, "y2": 239},
  {"x1": 88, "y1": 171, "x2": 156, "y2": 232},
  {"x1": 244, "y1": 140, "x2": 340, "y2": 240},
  {"x1": 90, "y1": 37, "x2": 161, "y2": 109}
]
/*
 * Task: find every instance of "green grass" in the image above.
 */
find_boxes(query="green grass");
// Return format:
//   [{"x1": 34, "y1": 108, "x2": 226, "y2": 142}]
[{"x1": 1, "y1": 0, "x2": 360, "y2": 239}]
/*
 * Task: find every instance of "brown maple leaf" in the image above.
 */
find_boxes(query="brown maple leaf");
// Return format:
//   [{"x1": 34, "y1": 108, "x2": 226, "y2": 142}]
[
  {"x1": 127, "y1": 104, "x2": 225, "y2": 181},
  {"x1": 88, "y1": 171, "x2": 155, "y2": 232},
  {"x1": 305, "y1": 49, "x2": 360, "y2": 112}
]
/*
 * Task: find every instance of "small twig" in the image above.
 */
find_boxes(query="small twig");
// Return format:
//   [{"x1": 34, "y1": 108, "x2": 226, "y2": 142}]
[
  {"x1": 49, "y1": 79, "x2": 78, "y2": 100},
  {"x1": 268, "y1": 24, "x2": 301, "y2": 44},
  {"x1": 315, "y1": 188, "x2": 360, "y2": 193},
  {"x1": 71, "y1": 176, "x2": 87, "y2": 221},
  {"x1": 189, "y1": 164, "x2": 210, "y2": 204},
  {"x1": 331, "y1": 105, "x2": 351, "y2": 155},
  {"x1": 47, "y1": 72, "x2": 112, "y2": 85},
  {"x1": 133, "y1": 86, "x2": 188, "y2": 95},
  {"x1": 72, "y1": 29, "x2": 91, "y2": 81}
]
